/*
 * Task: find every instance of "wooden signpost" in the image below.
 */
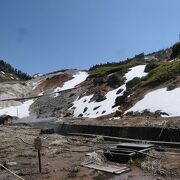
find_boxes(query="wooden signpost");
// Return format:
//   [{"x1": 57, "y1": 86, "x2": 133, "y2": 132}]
[{"x1": 34, "y1": 137, "x2": 42, "y2": 173}]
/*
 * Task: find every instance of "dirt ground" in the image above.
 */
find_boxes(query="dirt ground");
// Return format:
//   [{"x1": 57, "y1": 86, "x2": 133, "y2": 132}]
[{"x1": 0, "y1": 125, "x2": 180, "y2": 180}]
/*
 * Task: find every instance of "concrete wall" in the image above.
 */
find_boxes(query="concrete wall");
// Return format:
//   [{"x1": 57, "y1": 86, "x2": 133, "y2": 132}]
[{"x1": 57, "y1": 123, "x2": 180, "y2": 142}]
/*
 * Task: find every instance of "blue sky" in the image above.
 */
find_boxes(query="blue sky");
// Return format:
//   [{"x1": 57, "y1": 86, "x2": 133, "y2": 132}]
[{"x1": 0, "y1": 0, "x2": 179, "y2": 74}]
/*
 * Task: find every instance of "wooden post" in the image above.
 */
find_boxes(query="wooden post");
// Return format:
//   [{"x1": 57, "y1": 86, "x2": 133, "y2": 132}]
[
  {"x1": 34, "y1": 137, "x2": 42, "y2": 173},
  {"x1": 38, "y1": 150, "x2": 41, "y2": 173}
]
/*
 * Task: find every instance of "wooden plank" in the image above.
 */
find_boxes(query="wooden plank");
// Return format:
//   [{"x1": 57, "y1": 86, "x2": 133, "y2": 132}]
[{"x1": 81, "y1": 162, "x2": 130, "y2": 175}]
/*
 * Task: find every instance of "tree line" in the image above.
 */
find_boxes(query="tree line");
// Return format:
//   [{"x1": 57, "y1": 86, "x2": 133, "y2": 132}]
[
  {"x1": 89, "y1": 53, "x2": 144, "y2": 71},
  {"x1": 0, "y1": 60, "x2": 32, "y2": 80}
]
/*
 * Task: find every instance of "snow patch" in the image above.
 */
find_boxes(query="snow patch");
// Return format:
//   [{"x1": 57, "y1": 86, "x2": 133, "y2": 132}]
[
  {"x1": 0, "y1": 100, "x2": 34, "y2": 118},
  {"x1": 54, "y1": 71, "x2": 88, "y2": 96},
  {"x1": 126, "y1": 87, "x2": 180, "y2": 117},
  {"x1": 125, "y1": 65, "x2": 147, "y2": 82},
  {"x1": 33, "y1": 73, "x2": 43, "y2": 78},
  {"x1": 38, "y1": 92, "x2": 44, "y2": 96}
]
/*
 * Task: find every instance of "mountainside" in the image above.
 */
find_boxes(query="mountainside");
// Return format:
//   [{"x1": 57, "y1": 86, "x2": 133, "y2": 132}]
[
  {"x1": 0, "y1": 60, "x2": 31, "y2": 82},
  {"x1": 0, "y1": 43, "x2": 180, "y2": 120}
]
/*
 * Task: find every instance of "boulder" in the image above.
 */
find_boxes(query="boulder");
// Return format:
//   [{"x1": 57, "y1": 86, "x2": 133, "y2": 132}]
[
  {"x1": 40, "y1": 128, "x2": 55, "y2": 135},
  {"x1": 125, "y1": 111, "x2": 134, "y2": 116},
  {"x1": 144, "y1": 62, "x2": 159, "y2": 73},
  {"x1": 64, "y1": 108, "x2": 75, "y2": 117},
  {"x1": 167, "y1": 84, "x2": 176, "y2": 91},
  {"x1": 126, "y1": 77, "x2": 141, "y2": 89},
  {"x1": 160, "y1": 111, "x2": 169, "y2": 116},
  {"x1": 114, "y1": 110, "x2": 123, "y2": 117},
  {"x1": 93, "y1": 76, "x2": 106, "y2": 85},
  {"x1": 116, "y1": 88, "x2": 124, "y2": 95},
  {"x1": 107, "y1": 74, "x2": 124, "y2": 88},
  {"x1": 114, "y1": 94, "x2": 127, "y2": 107}
]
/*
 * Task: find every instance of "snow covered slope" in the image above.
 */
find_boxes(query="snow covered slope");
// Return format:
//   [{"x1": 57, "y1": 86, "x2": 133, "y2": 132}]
[
  {"x1": 72, "y1": 65, "x2": 147, "y2": 118},
  {"x1": 126, "y1": 87, "x2": 180, "y2": 117},
  {"x1": 73, "y1": 86, "x2": 124, "y2": 118},
  {"x1": 0, "y1": 100, "x2": 34, "y2": 118},
  {"x1": 54, "y1": 71, "x2": 88, "y2": 96}
]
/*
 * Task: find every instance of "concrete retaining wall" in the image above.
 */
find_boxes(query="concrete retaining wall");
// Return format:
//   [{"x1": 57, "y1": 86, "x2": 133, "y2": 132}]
[{"x1": 57, "y1": 123, "x2": 180, "y2": 142}]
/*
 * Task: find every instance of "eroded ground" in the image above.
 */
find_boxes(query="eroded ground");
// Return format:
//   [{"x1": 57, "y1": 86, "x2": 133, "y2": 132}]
[{"x1": 0, "y1": 126, "x2": 180, "y2": 180}]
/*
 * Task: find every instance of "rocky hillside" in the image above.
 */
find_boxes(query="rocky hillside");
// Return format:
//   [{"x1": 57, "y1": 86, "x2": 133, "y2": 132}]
[
  {"x1": 0, "y1": 43, "x2": 180, "y2": 119},
  {"x1": 0, "y1": 60, "x2": 31, "y2": 82}
]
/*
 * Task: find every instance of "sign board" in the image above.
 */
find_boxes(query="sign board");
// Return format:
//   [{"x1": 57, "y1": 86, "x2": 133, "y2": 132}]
[{"x1": 34, "y1": 137, "x2": 42, "y2": 150}]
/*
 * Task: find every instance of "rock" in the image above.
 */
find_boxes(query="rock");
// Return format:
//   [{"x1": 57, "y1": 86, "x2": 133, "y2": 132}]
[
  {"x1": 40, "y1": 128, "x2": 55, "y2": 134},
  {"x1": 78, "y1": 114, "x2": 83, "y2": 117},
  {"x1": 133, "y1": 111, "x2": 141, "y2": 116},
  {"x1": 96, "y1": 95, "x2": 106, "y2": 102},
  {"x1": 69, "y1": 93, "x2": 75, "y2": 97},
  {"x1": 90, "y1": 91, "x2": 107, "y2": 103},
  {"x1": 114, "y1": 110, "x2": 123, "y2": 117},
  {"x1": 63, "y1": 112, "x2": 72, "y2": 117},
  {"x1": 31, "y1": 82, "x2": 80, "y2": 118},
  {"x1": 83, "y1": 107, "x2": 88, "y2": 113},
  {"x1": 101, "y1": 110, "x2": 106, "y2": 114},
  {"x1": 116, "y1": 88, "x2": 124, "y2": 95},
  {"x1": 47, "y1": 148, "x2": 62, "y2": 155},
  {"x1": 144, "y1": 62, "x2": 159, "y2": 73},
  {"x1": 93, "y1": 76, "x2": 106, "y2": 85},
  {"x1": 126, "y1": 77, "x2": 141, "y2": 89},
  {"x1": 128, "y1": 175, "x2": 133, "y2": 179},
  {"x1": 126, "y1": 111, "x2": 134, "y2": 116},
  {"x1": 107, "y1": 74, "x2": 124, "y2": 88},
  {"x1": 64, "y1": 108, "x2": 75, "y2": 117},
  {"x1": 167, "y1": 84, "x2": 176, "y2": 91},
  {"x1": 16, "y1": 172, "x2": 26, "y2": 176},
  {"x1": 92, "y1": 136, "x2": 104, "y2": 143},
  {"x1": 155, "y1": 110, "x2": 161, "y2": 116},
  {"x1": 7, "y1": 162, "x2": 17, "y2": 166},
  {"x1": 84, "y1": 152, "x2": 105, "y2": 164},
  {"x1": 160, "y1": 111, "x2": 169, "y2": 116},
  {"x1": 142, "y1": 109, "x2": 151, "y2": 116},
  {"x1": 69, "y1": 166, "x2": 78, "y2": 173},
  {"x1": 67, "y1": 166, "x2": 79, "y2": 178},
  {"x1": 126, "y1": 110, "x2": 156, "y2": 117},
  {"x1": 93, "y1": 106, "x2": 101, "y2": 110},
  {"x1": 50, "y1": 139, "x2": 68, "y2": 146},
  {"x1": 114, "y1": 95, "x2": 127, "y2": 107}
]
